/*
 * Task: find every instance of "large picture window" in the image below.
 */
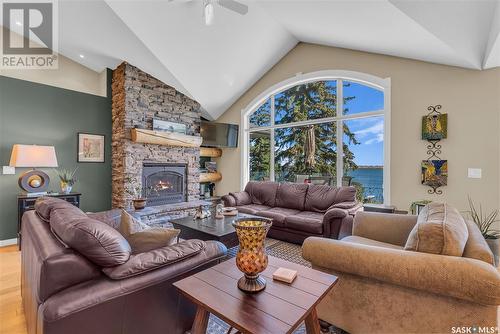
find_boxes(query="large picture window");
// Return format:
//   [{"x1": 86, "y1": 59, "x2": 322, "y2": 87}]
[{"x1": 242, "y1": 71, "x2": 390, "y2": 204}]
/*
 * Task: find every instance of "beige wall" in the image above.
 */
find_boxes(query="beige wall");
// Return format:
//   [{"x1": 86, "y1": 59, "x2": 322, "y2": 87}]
[
  {"x1": 215, "y1": 43, "x2": 500, "y2": 214},
  {"x1": 0, "y1": 27, "x2": 107, "y2": 97}
]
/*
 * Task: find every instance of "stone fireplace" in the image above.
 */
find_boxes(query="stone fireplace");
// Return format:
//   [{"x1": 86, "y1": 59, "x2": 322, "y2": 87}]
[
  {"x1": 111, "y1": 62, "x2": 202, "y2": 212},
  {"x1": 142, "y1": 163, "x2": 187, "y2": 206}
]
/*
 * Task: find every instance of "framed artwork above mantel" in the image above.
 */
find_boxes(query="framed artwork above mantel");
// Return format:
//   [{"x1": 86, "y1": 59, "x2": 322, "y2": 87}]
[{"x1": 78, "y1": 133, "x2": 105, "y2": 163}]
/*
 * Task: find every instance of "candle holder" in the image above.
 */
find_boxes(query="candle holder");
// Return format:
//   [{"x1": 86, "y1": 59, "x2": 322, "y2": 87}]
[{"x1": 232, "y1": 217, "x2": 272, "y2": 293}]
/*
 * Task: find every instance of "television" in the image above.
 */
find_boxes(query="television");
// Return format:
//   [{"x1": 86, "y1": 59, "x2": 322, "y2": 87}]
[{"x1": 200, "y1": 121, "x2": 239, "y2": 148}]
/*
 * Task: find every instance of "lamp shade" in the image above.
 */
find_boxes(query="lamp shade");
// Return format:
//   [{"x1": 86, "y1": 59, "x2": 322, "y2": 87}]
[{"x1": 9, "y1": 144, "x2": 58, "y2": 168}]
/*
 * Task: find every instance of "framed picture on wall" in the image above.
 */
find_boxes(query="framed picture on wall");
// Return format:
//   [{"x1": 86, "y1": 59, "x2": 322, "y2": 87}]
[{"x1": 78, "y1": 133, "x2": 105, "y2": 163}]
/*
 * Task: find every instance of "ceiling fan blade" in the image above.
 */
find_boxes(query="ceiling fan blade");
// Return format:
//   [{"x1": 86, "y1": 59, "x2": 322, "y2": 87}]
[{"x1": 218, "y1": 0, "x2": 248, "y2": 15}]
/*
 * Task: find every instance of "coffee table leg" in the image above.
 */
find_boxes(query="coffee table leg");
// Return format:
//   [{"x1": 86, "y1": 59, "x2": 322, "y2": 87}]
[
  {"x1": 191, "y1": 306, "x2": 210, "y2": 334},
  {"x1": 304, "y1": 308, "x2": 321, "y2": 334}
]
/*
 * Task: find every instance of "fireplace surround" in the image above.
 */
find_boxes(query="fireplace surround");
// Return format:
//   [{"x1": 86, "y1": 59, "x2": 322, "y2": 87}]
[
  {"x1": 111, "y1": 62, "x2": 202, "y2": 209},
  {"x1": 143, "y1": 163, "x2": 187, "y2": 206}
]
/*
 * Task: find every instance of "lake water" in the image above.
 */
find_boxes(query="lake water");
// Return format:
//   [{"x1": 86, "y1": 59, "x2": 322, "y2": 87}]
[{"x1": 347, "y1": 168, "x2": 384, "y2": 203}]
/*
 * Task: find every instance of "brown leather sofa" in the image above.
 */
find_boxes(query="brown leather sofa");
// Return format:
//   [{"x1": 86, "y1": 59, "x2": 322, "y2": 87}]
[
  {"x1": 222, "y1": 181, "x2": 362, "y2": 244},
  {"x1": 21, "y1": 197, "x2": 227, "y2": 334}
]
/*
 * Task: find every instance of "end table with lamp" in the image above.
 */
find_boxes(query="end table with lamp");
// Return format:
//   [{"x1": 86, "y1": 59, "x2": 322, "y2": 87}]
[{"x1": 9, "y1": 144, "x2": 82, "y2": 248}]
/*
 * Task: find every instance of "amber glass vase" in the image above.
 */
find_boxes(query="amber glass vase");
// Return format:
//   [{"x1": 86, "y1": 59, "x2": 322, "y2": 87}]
[{"x1": 232, "y1": 217, "x2": 272, "y2": 293}]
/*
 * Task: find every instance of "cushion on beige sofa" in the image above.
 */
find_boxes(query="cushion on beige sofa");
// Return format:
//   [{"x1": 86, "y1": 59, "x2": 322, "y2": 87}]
[{"x1": 404, "y1": 202, "x2": 468, "y2": 256}]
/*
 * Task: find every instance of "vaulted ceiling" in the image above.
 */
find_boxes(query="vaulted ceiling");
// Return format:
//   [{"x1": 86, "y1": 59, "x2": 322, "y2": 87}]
[{"x1": 4, "y1": 0, "x2": 500, "y2": 119}]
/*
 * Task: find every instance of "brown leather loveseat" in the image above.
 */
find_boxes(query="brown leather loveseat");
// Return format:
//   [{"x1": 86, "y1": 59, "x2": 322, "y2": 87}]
[
  {"x1": 21, "y1": 197, "x2": 227, "y2": 334},
  {"x1": 222, "y1": 181, "x2": 361, "y2": 244}
]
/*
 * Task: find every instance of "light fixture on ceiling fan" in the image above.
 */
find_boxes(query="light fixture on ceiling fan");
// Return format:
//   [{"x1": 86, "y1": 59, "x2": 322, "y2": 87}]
[
  {"x1": 170, "y1": 0, "x2": 248, "y2": 26},
  {"x1": 205, "y1": 0, "x2": 248, "y2": 25}
]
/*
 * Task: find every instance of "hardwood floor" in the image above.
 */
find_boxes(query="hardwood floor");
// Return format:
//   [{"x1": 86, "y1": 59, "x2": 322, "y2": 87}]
[{"x1": 0, "y1": 245, "x2": 27, "y2": 334}]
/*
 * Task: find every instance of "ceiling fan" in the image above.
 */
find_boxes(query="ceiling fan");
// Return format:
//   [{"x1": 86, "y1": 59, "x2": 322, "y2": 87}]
[{"x1": 170, "y1": 0, "x2": 248, "y2": 26}]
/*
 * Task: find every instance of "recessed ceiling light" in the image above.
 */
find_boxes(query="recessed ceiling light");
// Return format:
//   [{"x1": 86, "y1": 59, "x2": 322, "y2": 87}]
[{"x1": 79, "y1": 54, "x2": 85, "y2": 59}]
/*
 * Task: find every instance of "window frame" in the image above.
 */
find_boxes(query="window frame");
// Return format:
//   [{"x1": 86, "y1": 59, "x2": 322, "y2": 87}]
[{"x1": 241, "y1": 70, "x2": 391, "y2": 205}]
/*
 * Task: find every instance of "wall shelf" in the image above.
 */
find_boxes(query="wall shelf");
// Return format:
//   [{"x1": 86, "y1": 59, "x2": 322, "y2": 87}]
[
  {"x1": 200, "y1": 147, "x2": 222, "y2": 158},
  {"x1": 130, "y1": 128, "x2": 202, "y2": 148},
  {"x1": 200, "y1": 172, "x2": 222, "y2": 183}
]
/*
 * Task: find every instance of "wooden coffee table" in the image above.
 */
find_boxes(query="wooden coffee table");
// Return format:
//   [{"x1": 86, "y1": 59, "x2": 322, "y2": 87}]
[
  {"x1": 170, "y1": 213, "x2": 265, "y2": 248},
  {"x1": 173, "y1": 256, "x2": 338, "y2": 334}
]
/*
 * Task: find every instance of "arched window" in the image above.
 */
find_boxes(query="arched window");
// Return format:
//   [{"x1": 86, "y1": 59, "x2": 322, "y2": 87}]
[{"x1": 241, "y1": 70, "x2": 391, "y2": 204}]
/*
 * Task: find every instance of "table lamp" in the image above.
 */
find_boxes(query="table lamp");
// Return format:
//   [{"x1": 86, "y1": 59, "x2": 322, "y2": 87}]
[{"x1": 9, "y1": 144, "x2": 58, "y2": 195}]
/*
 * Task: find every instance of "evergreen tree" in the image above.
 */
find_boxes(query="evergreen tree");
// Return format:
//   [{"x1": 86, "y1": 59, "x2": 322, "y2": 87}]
[{"x1": 249, "y1": 81, "x2": 360, "y2": 183}]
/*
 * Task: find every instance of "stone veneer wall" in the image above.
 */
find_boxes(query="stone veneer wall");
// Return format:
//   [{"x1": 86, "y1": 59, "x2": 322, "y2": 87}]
[{"x1": 112, "y1": 62, "x2": 201, "y2": 209}]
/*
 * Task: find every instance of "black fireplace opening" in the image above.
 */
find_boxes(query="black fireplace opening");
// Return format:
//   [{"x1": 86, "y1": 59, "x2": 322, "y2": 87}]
[{"x1": 142, "y1": 163, "x2": 187, "y2": 206}]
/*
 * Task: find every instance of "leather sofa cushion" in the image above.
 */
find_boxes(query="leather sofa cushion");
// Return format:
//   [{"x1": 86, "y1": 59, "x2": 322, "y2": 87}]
[
  {"x1": 229, "y1": 191, "x2": 252, "y2": 206},
  {"x1": 102, "y1": 240, "x2": 206, "y2": 279},
  {"x1": 285, "y1": 211, "x2": 324, "y2": 234},
  {"x1": 88, "y1": 208, "x2": 123, "y2": 229},
  {"x1": 245, "y1": 181, "x2": 279, "y2": 206},
  {"x1": 35, "y1": 196, "x2": 84, "y2": 222},
  {"x1": 119, "y1": 210, "x2": 180, "y2": 254},
  {"x1": 304, "y1": 185, "x2": 356, "y2": 212},
  {"x1": 237, "y1": 204, "x2": 271, "y2": 215},
  {"x1": 405, "y1": 203, "x2": 469, "y2": 256},
  {"x1": 259, "y1": 207, "x2": 300, "y2": 227},
  {"x1": 275, "y1": 183, "x2": 308, "y2": 210},
  {"x1": 51, "y1": 213, "x2": 132, "y2": 267}
]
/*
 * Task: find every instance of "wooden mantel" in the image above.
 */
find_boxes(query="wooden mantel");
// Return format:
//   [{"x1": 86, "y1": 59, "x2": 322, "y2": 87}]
[{"x1": 131, "y1": 128, "x2": 203, "y2": 148}]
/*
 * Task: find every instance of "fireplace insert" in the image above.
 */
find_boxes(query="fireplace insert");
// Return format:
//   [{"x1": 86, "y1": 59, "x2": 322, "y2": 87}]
[{"x1": 142, "y1": 163, "x2": 187, "y2": 206}]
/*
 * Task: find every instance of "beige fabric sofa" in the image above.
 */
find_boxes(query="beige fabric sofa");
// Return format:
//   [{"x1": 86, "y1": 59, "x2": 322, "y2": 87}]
[{"x1": 302, "y1": 211, "x2": 500, "y2": 334}]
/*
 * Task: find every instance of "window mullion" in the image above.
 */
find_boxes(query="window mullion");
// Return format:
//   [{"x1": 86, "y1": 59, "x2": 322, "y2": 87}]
[
  {"x1": 270, "y1": 95, "x2": 275, "y2": 181},
  {"x1": 336, "y1": 79, "x2": 343, "y2": 187}
]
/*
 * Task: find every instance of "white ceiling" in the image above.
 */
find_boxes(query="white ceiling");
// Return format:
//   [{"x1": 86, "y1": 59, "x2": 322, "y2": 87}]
[{"x1": 3, "y1": 0, "x2": 500, "y2": 119}]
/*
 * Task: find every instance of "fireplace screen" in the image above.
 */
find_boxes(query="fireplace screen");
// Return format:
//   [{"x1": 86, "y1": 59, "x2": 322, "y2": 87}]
[{"x1": 142, "y1": 163, "x2": 187, "y2": 206}]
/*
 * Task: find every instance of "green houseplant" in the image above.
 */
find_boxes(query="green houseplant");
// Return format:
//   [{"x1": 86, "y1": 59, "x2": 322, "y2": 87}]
[
  {"x1": 467, "y1": 196, "x2": 500, "y2": 266},
  {"x1": 55, "y1": 167, "x2": 78, "y2": 194}
]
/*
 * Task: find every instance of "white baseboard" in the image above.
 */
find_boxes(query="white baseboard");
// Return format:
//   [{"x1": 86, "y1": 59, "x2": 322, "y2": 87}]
[{"x1": 0, "y1": 238, "x2": 18, "y2": 247}]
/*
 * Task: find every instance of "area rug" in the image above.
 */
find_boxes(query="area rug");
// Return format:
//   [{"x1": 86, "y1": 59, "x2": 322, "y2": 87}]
[{"x1": 206, "y1": 238, "x2": 346, "y2": 334}]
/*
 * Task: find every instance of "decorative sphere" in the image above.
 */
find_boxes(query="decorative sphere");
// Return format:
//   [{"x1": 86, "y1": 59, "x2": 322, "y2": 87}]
[{"x1": 29, "y1": 179, "x2": 41, "y2": 188}]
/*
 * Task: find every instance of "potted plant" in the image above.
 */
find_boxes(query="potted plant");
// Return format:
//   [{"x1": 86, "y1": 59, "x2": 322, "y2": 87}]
[
  {"x1": 467, "y1": 196, "x2": 500, "y2": 266},
  {"x1": 55, "y1": 167, "x2": 78, "y2": 194},
  {"x1": 124, "y1": 177, "x2": 150, "y2": 210}
]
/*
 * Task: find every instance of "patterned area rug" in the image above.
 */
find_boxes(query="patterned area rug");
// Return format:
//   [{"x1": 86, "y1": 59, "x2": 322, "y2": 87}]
[{"x1": 206, "y1": 238, "x2": 346, "y2": 334}]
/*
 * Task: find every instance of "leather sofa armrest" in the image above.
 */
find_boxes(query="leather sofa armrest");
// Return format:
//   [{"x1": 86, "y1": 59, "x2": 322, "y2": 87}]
[
  {"x1": 302, "y1": 237, "x2": 500, "y2": 306},
  {"x1": 229, "y1": 191, "x2": 252, "y2": 206},
  {"x1": 102, "y1": 240, "x2": 206, "y2": 279},
  {"x1": 221, "y1": 194, "x2": 236, "y2": 207},
  {"x1": 41, "y1": 240, "x2": 227, "y2": 322},
  {"x1": 353, "y1": 211, "x2": 417, "y2": 247},
  {"x1": 323, "y1": 207, "x2": 350, "y2": 239}
]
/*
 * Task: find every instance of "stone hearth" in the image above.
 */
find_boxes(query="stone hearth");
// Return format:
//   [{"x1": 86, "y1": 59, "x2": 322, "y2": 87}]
[{"x1": 111, "y1": 62, "x2": 202, "y2": 212}]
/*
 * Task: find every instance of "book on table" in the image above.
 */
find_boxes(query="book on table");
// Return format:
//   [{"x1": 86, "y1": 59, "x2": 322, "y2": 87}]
[{"x1": 272, "y1": 267, "x2": 297, "y2": 284}]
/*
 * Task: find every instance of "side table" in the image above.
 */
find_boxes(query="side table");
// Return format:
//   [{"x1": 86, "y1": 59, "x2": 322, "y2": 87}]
[{"x1": 174, "y1": 255, "x2": 338, "y2": 334}]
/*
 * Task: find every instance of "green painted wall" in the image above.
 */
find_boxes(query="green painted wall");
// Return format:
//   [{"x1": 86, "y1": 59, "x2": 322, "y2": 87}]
[{"x1": 0, "y1": 73, "x2": 112, "y2": 241}]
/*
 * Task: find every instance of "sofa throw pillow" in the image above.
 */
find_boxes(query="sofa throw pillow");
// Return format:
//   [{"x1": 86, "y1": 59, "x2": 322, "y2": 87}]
[
  {"x1": 119, "y1": 210, "x2": 180, "y2": 254},
  {"x1": 50, "y1": 215, "x2": 131, "y2": 267},
  {"x1": 404, "y1": 202, "x2": 469, "y2": 256}
]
